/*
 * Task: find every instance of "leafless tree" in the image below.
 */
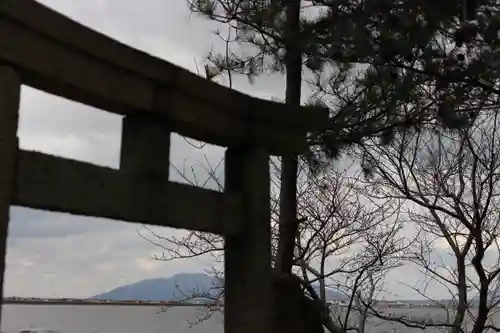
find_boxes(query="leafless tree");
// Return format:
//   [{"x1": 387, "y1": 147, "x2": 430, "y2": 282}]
[
  {"x1": 292, "y1": 159, "x2": 408, "y2": 332},
  {"x1": 357, "y1": 110, "x2": 500, "y2": 333},
  {"x1": 137, "y1": 38, "x2": 406, "y2": 333},
  {"x1": 139, "y1": 153, "x2": 407, "y2": 332}
]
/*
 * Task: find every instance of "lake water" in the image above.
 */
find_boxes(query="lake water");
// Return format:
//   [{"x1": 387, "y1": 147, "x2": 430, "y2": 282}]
[
  {"x1": 2, "y1": 304, "x2": 500, "y2": 333},
  {"x1": 1, "y1": 304, "x2": 223, "y2": 333}
]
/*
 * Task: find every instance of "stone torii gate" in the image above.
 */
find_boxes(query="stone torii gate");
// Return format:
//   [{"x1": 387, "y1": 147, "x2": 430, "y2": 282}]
[{"x1": 0, "y1": 1, "x2": 327, "y2": 332}]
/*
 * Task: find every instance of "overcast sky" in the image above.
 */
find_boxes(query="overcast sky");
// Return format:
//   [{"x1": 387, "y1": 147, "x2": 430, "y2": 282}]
[{"x1": 3, "y1": 0, "x2": 449, "y2": 301}]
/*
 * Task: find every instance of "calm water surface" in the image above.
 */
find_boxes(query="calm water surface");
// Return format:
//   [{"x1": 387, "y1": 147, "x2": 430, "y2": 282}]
[
  {"x1": 3, "y1": 304, "x2": 500, "y2": 333},
  {"x1": 1, "y1": 304, "x2": 223, "y2": 333}
]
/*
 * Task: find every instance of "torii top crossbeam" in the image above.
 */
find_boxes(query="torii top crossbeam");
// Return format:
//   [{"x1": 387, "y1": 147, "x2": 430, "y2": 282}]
[{"x1": 0, "y1": 0, "x2": 327, "y2": 155}]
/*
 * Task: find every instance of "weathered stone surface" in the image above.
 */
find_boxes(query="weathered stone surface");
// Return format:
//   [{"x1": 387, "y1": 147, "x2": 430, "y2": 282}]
[
  {"x1": 155, "y1": 90, "x2": 308, "y2": 152},
  {"x1": 0, "y1": 67, "x2": 20, "y2": 324},
  {"x1": 14, "y1": 151, "x2": 243, "y2": 235},
  {"x1": 224, "y1": 146, "x2": 273, "y2": 333},
  {"x1": 0, "y1": 19, "x2": 154, "y2": 114},
  {"x1": 120, "y1": 115, "x2": 172, "y2": 181}
]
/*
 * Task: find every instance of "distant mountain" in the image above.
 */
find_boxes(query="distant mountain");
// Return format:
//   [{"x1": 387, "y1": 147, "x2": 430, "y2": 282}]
[
  {"x1": 324, "y1": 288, "x2": 349, "y2": 301},
  {"x1": 91, "y1": 273, "x2": 220, "y2": 302},
  {"x1": 312, "y1": 284, "x2": 349, "y2": 301},
  {"x1": 91, "y1": 272, "x2": 347, "y2": 302}
]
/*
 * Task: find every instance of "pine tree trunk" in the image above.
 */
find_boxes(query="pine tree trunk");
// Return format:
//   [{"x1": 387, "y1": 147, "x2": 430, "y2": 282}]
[
  {"x1": 276, "y1": 0, "x2": 302, "y2": 275},
  {"x1": 274, "y1": 2, "x2": 325, "y2": 333}
]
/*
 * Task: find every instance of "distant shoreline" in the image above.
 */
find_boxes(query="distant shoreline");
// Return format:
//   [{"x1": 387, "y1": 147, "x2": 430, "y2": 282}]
[
  {"x1": 4, "y1": 298, "x2": 471, "y2": 309},
  {"x1": 3, "y1": 299, "x2": 451, "y2": 309},
  {"x1": 2, "y1": 299, "x2": 213, "y2": 307}
]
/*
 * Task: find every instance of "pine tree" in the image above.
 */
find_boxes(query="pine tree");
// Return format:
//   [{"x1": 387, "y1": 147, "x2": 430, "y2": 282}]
[
  {"x1": 185, "y1": 0, "x2": 500, "y2": 332},
  {"x1": 303, "y1": 0, "x2": 500, "y2": 160},
  {"x1": 189, "y1": 0, "x2": 500, "y2": 156}
]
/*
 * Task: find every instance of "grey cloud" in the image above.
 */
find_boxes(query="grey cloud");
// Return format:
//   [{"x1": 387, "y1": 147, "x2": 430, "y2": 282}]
[
  {"x1": 8, "y1": 207, "x2": 122, "y2": 240},
  {"x1": 40, "y1": 0, "x2": 216, "y2": 53},
  {"x1": 5, "y1": 218, "x2": 216, "y2": 298},
  {"x1": 18, "y1": 86, "x2": 123, "y2": 168}
]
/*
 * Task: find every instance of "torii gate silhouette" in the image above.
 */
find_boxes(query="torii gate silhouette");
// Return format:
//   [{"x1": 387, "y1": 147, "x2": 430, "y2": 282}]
[{"x1": 0, "y1": 1, "x2": 327, "y2": 332}]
